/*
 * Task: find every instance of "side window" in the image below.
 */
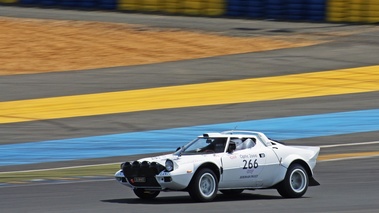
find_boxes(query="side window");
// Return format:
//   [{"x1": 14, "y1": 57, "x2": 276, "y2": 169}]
[
  {"x1": 236, "y1": 138, "x2": 256, "y2": 150},
  {"x1": 196, "y1": 138, "x2": 227, "y2": 153},
  {"x1": 213, "y1": 138, "x2": 227, "y2": 153}
]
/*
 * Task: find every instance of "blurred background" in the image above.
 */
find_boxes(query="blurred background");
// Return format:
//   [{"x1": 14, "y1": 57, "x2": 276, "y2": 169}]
[
  {"x1": 0, "y1": 0, "x2": 378, "y2": 23},
  {"x1": 0, "y1": 1, "x2": 379, "y2": 212}
]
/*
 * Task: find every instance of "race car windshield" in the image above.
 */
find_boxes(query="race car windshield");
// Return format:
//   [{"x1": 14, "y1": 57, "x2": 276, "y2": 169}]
[{"x1": 175, "y1": 137, "x2": 228, "y2": 155}]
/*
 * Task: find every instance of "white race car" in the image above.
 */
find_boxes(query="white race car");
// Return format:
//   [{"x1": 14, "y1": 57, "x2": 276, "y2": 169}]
[{"x1": 115, "y1": 130, "x2": 320, "y2": 202}]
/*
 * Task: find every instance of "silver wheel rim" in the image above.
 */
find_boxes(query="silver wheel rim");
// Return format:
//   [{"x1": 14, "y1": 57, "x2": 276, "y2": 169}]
[
  {"x1": 290, "y1": 168, "x2": 307, "y2": 193},
  {"x1": 199, "y1": 173, "x2": 216, "y2": 198}
]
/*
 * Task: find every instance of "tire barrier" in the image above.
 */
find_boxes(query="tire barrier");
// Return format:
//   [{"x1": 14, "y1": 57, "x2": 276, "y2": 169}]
[
  {"x1": 2, "y1": 0, "x2": 378, "y2": 24},
  {"x1": 327, "y1": 0, "x2": 379, "y2": 23},
  {"x1": 118, "y1": 0, "x2": 225, "y2": 16},
  {"x1": 16, "y1": 0, "x2": 116, "y2": 9},
  {"x1": 227, "y1": 0, "x2": 326, "y2": 21},
  {"x1": 0, "y1": 0, "x2": 18, "y2": 3}
]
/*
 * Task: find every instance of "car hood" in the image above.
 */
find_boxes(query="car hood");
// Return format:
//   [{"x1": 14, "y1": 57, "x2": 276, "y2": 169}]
[{"x1": 138, "y1": 153, "x2": 220, "y2": 165}]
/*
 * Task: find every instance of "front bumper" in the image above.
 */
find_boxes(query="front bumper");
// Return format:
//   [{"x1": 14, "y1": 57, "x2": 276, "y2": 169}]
[{"x1": 115, "y1": 160, "x2": 194, "y2": 191}]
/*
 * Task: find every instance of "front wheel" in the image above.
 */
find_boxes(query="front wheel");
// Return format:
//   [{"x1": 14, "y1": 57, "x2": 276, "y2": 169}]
[
  {"x1": 276, "y1": 163, "x2": 308, "y2": 198},
  {"x1": 133, "y1": 189, "x2": 160, "y2": 200},
  {"x1": 188, "y1": 168, "x2": 218, "y2": 202}
]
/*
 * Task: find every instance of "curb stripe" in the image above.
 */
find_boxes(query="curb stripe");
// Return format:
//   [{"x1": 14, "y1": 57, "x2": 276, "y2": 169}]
[
  {"x1": 0, "y1": 109, "x2": 378, "y2": 166},
  {"x1": 1, "y1": 65, "x2": 378, "y2": 124}
]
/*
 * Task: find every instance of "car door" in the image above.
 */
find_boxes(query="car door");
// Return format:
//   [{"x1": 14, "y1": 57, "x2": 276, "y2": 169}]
[{"x1": 219, "y1": 143, "x2": 266, "y2": 188}]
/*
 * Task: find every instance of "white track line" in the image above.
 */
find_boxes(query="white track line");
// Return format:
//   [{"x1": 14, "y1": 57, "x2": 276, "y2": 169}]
[
  {"x1": 319, "y1": 154, "x2": 379, "y2": 162},
  {"x1": 320, "y1": 141, "x2": 379, "y2": 148}
]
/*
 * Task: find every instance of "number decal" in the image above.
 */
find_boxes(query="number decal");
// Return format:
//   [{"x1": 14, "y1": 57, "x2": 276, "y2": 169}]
[{"x1": 242, "y1": 159, "x2": 258, "y2": 169}]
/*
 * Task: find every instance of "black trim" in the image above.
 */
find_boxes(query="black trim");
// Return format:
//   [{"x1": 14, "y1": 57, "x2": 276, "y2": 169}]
[
  {"x1": 309, "y1": 177, "x2": 320, "y2": 186},
  {"x1": 122, "y1": 161, "x2": 166, "y2": 187}
]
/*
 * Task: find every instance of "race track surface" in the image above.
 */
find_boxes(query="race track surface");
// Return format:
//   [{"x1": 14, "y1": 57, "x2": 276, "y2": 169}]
[
  {"x1": 1, "y1": 6, "x2": 379, "y2": 213},
  {"x1": 2, "y1": 158, "x2": 379, "y2": 213}
]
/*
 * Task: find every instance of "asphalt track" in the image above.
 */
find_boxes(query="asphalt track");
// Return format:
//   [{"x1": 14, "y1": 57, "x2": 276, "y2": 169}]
[
  {"x1": 2, "y1": 159, "x2": 379, "y2": 213},
  {"x1": 1, "y1": 6, "x2": 379, "y2": 213}
]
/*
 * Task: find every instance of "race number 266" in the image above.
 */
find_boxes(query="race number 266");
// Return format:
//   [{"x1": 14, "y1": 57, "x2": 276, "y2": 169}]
[{"x1": 243, "y1": 159, "x2": 258, "y2": 169}]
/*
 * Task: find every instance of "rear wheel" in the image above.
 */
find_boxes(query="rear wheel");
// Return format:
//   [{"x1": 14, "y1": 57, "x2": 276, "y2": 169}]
[
  {"x1": 188, "y1": 168, "x2": 218, "y2": 202},
  {"x1": 133, "y1": 189, "x2": 160, "y2": 200},
  {"x1": 277, "y1": 163, "x2": 308, "y2": 198}
]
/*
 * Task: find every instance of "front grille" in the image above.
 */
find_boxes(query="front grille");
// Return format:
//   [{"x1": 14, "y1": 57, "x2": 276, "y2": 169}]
[
  {"x1": 122, "y1": 161, "x2": 165, "y2": 187},
  {"x1": 164, "y1": 177, "x2": 172, "y2": 182}
]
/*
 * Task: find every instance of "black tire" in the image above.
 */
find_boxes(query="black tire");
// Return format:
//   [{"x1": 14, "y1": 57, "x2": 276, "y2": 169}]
[
  {"x1": 277, "y1": 163, "x2": 309, "y2": 198},
  {"x1": 220, "y1": 189, "x2": 244, "y2": 196},
  {"x1": 188, "y1": 168, "x2": 218, "y2": 202},
  {"x1": 133, "y1": 189, "x2": 160, "y2": 200}
]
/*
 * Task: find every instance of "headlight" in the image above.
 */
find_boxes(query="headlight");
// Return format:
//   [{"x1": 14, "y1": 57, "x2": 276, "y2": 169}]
[{"x1": 165, "y1": 159, "x2": 174, "y2": 172}]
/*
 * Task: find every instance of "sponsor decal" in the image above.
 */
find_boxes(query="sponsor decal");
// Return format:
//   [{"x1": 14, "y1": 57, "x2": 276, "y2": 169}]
[{"x1": 240, "y1": 175, "x2": 258, "y2": 179}]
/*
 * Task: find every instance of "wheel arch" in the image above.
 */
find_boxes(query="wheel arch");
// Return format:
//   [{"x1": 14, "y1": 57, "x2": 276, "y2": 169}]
[
  {"x1": 198, "y1": 162, "x2": 221, "y2": 181},
  {"x1": 281, "y1": 155, "x2": 314, "y2": 178},
  {"x1": 188, "y1": 162, "x2": 221, "y2": 187},
  {"x1": 288, "y1": 159, "x2": 320, "y2": 186},
  {"x1": 289, "y1": 159, "x2": 313, "y2": 178}
]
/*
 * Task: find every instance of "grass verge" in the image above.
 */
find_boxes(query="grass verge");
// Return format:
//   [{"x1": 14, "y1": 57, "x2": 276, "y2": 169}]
[{"x1": 0, "y1": 163, "x2": 119, "y2": 183}]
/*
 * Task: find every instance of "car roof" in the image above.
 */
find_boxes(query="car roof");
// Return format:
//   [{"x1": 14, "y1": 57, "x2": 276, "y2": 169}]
[
  {"x1": 199, "y1": 130, "x2": 273, "y2": 147},
  {"x1": 200, "y1": 130, "x2": 263, "y2": 138}
]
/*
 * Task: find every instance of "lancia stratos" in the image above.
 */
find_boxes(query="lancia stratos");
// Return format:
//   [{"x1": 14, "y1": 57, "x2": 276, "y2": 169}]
[{"x1": 115, "y1": 130, "x2": 320, "y2": 202}]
